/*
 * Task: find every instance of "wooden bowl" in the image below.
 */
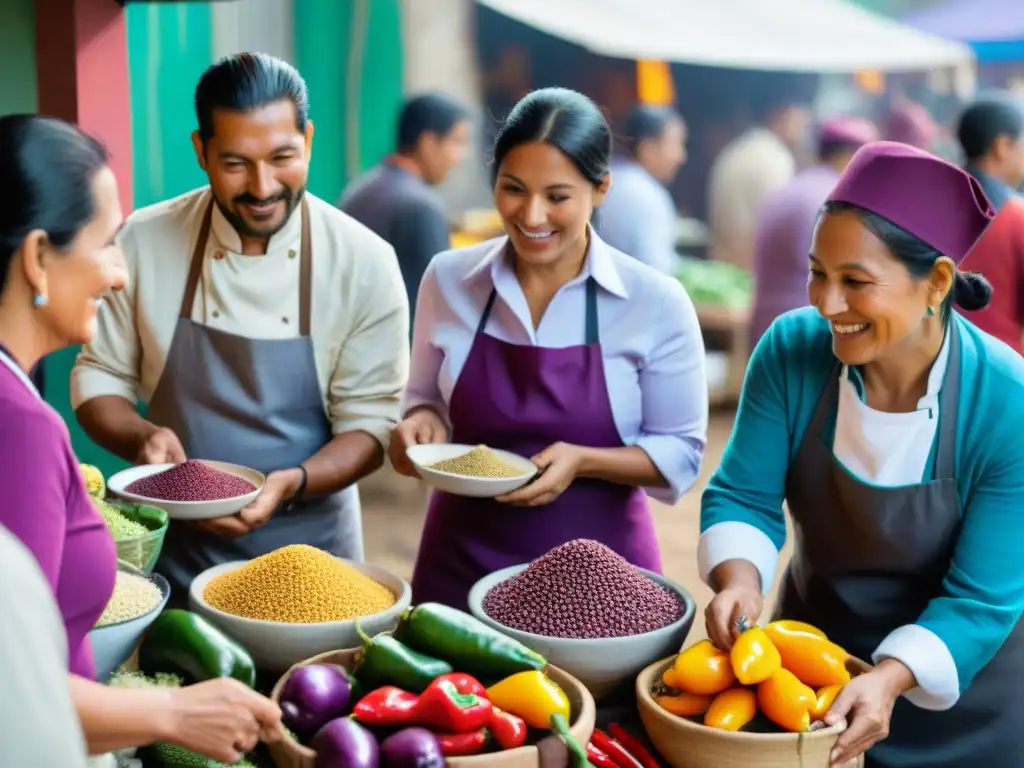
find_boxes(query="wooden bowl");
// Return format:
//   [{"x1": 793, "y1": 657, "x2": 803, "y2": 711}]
[
  {"x1": 268, "y1": 648, "x2": 597, "y2": 768},
  {"x1": 635, "y1": 655, "x2": 871, "y2": 768}
]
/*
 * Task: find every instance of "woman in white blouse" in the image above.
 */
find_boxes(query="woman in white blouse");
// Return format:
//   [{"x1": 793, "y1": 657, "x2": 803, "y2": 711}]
[{"x1": 388, "y1": 87, "x2": 709, "y2": 609}]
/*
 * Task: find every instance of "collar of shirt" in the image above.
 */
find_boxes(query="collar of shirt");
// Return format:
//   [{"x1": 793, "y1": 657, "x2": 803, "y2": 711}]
[
  {"x1": 845, "y1": 323, "x2": 951, "y2": 411},
  {"x1": 208, "y1": 189, "x2": 304, "y2": 255},
  {"x1": 965, "y1": 165, "x2": 1015, "y2": 212},
  {"x1": 0, "y1": 346, "x2": 39, "y2": 399},
  {"x1": 461, "y1": 225, "x2": 629, "y2": 300}
]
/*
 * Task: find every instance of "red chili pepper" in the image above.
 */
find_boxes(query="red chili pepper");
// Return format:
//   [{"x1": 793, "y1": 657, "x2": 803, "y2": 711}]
[
  {"x1": 434, "y1": 672, "x2": 487, "y2": 697},
  {"x1": 587, "y1": 741, "x2": 620, "y2": 768},
  {"x1": 351, "y1": 686, "x2": 420, "y2": 727},
  {"x1": 416, "y1": 678, "x2": 493, "y2": 733},
  {"x1": 487, "y1": 706, "x2": 529, "y2": 750},
  {"x1": 435, "y1": 728, "x2": 492, "y2": 756},
  {"x1": 590, "y1": 728, "x2": 643, "y2": 768},
  {"x1": 608, "y1": 723, "x2": 661, "y2": 768}
]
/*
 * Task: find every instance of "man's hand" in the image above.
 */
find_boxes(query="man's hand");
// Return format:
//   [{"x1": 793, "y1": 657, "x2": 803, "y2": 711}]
[
  {"x1": 190, "y1": 468, "x2": 302, "y2": 539},
  {"x1": 137, "y1": 427, "x2": 187, "y2": 465}
]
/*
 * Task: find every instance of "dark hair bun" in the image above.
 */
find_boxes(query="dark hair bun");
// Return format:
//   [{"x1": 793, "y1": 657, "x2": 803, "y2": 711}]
[{"x1": 953, "y1": 270, "x2": 993, "y2": 311}]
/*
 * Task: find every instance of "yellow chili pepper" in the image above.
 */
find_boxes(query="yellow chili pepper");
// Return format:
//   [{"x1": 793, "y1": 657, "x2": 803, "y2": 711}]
[
  {"x1": 653, "y1": 691, "x2": 713, "y2": 718},
  {"x1": 764, "y1": 622, "x2": 850, "y2": 688},
  {"x1": 810, "y1": 683, "x2": 845, "y2": 721},
  {"x1": 704, "y1": 687, "x2": 757, "y2": 731},
  {"x1": 485, "y1": 670, "x2": 571, "y2": 729},
  {"x1": 730, "y1": 626, "x2": 782, "y2": 685},
  {"x1": 757, "y1": 668, "x2": 816, "y2": 732},
  {"x1": 671, "y1": 639, "x2": 736, "y2": 696}
]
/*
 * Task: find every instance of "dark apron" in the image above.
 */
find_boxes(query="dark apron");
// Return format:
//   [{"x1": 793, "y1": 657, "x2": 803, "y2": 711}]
[
  {"x1": 776, "y1": 326, "x2": 1024, "y2": 767},
  {"x1": 149, "y1": 198, "x2": 363, "y2": 603},
  {"x1": 410, "y1": 277, "x2": 660, "y2": 611}
]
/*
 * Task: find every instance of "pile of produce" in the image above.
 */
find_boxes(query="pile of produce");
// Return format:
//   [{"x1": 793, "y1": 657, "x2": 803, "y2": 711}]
[
  {"x1": 203, "y1": 544, "x2": 396, "y2": 623},
  {"x1": 651, "y1": 620, "x2": 852, "y2": 733},
  {"x1": 675, "y1": 257, "x2": 751, "y2": 311},
  {"x1": 482, "y1": 539, "x2": 685, "y2": 639},
  {"x1": 94, "y1": 570, "x2": 164, "y2": 628},
  {"x1": 276, "y1": 602, "x2": 596, "y2": 765},
  {"x1": 95, "y1": 497, "x2": 148, "y2": 539},
  {"x1": 126, "y1": 459, "x2": 256, "y2": 502},
  {"x1": 81, "y1": 463, "x2": 106, "y2": 498},
  {"x1": 425, "y1": 445, "x2": 526, "y2": 479}
]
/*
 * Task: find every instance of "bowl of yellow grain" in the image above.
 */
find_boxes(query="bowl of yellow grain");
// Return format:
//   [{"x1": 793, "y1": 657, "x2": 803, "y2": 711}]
[
  {"x1": 188, "y1": 544, "x2": 412, "y2": 671},
  {"x1": 407, "y1": 443, "x2": 539, "y2": 498}
]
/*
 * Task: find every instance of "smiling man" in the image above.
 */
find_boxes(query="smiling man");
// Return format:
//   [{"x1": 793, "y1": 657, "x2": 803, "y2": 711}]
[{"x1": 71, "y1": 53, "x2": 409, "y2": 601}]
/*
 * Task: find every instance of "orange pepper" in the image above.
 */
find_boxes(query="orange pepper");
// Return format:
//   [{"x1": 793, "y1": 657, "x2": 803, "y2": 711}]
[
  {"x1": 810, "y1": 683, "x2": 845, "y2": 721},
  {"x1": 730, "y1": 626, "x2": 782, "y2": 685},
  {"x1": 757, "y1": 668, "x2": 816, "y2": 732},
  {"x1": 671, "y1": 640, "x2": 736, "y2": 696},
  {"x1": 703, "y1": 687, "x2": 757, "y2": 731},
  {"x1": 764, "y1": 622, "x2": 850, "y2": 688},
  {"x1": 661, "y1": 667, "x2": 681, "y2": 688},
  {"x1": 654, "y1": 691, "x2": 713, "y2": 718}
]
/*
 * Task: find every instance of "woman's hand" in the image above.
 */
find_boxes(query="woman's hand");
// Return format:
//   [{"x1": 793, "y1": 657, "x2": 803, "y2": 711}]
[
  {"x1": 388, "y1": 408, "x2": 448, "y2": 478},
  {"x1": 496, "y1": 442, "x2": 582, "y2": 506},
  {"x1": 825, "y1": 659, "x2": 914, "y2": 765},
  {"x1": 704, "y1": 560, "x2": 764, "y2": 650},
  {"x1": 165, "y1": 678, "x2": 283, "y2": 764}
]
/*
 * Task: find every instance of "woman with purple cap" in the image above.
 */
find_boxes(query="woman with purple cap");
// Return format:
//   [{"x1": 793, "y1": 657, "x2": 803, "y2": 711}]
[
  {"x1": 700, "y1": 140, "x2": 1024, "y2": 766},
  {"x1": 389, "y1": 87, "x2": 709, "y2": 610}
]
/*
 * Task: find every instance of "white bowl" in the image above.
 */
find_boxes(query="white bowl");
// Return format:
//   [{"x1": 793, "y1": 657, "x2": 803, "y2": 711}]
[
  {"x1": 89, "y1": 562, "x2": 170, "y2": 682},
  {"x1": 407, "y1": 443, "x2": 538, "y2": 498},
  {"x1": 188, "y1": 558, "x2": 412, "y2": 671},
  {"x1": 469, "y1": 564, "x2": 696, "y2": 699},
  {"x1": 107, "y1": 460, "x2": 264, "y2": 521}
]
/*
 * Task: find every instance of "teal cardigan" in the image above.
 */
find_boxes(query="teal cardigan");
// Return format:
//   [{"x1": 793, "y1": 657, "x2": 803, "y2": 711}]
[{"x1": 701, "y1": 307, "x2": 1024, "y2": 695}]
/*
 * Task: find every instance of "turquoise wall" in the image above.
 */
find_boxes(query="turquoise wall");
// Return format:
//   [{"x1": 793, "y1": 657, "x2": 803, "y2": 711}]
[{"x1": 0, "y1": 0, "x2": 37, "y2": 115}]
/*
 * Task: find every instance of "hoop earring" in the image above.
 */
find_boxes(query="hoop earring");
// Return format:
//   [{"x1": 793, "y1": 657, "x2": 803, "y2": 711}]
[{"x1": 33, "y1": 293, "x2": 48, "y2": 307}]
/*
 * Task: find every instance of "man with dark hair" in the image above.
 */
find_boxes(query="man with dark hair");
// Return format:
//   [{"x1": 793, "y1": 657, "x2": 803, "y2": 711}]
[
  {"x1": 71, "y1": 53, "x2": 410, "y2": 600},
  {"x1": 957, "y1": 95, "x2": 1024, "y2": 353},
  {"x1": 596, "y1": 105, "x2": 687, "y2": 275},
  {"x1": 340, "y1": 92, "x2": 470, "y2": 323},
  {"x1": 749, "y1": 116, "x2": 879, "y2": 348}
]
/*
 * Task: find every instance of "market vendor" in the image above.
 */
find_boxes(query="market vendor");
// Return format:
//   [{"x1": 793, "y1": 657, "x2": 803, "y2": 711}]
[
  {"x1": 389, "y1": 87, "x2": 709, "y2": 610},
  {"x1": 71, "y1": 53, "x2": 409, "y2": 599},
  {"x1": 0, "y1": 114, "x2": 282, "y2": 763},
  {"x1": 700, "y1": 141, "x2": 1024, "y2": 767}
]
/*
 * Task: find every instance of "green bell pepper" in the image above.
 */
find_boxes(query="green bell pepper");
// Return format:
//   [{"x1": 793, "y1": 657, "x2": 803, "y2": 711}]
[
  {"x1": 139, "y1": 609, "x2": 256, "y2": 688},
  {"x1": 392, "y1": 602, "x2": 547, "y2": 681},
  {"x1": 353, "y1": 620, "x2": 453, "y2": 693}
]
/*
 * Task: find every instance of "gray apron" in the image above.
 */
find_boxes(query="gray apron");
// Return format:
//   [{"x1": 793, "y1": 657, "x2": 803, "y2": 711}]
[
  {"x1": 149, "y1": 198, "x2": 363, "y2": 604},
  {"x1": 776, "y1": 325, "x2": 1024, "y2": 767}
]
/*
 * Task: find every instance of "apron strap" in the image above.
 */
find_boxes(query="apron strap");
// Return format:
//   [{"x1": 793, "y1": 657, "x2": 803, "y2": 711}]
[
  {"x1": 933, "y1": 322, "x2": 961, "y2": 480},
  {"x1": 811, "y1": 360, "x2": 844, "y2": 439},
  {"x1": 475, "y1": 277, "x2": 600, "y2": 344},
  {"x1": 178, "y1": 196, "x2": 313, "y2": 337}
]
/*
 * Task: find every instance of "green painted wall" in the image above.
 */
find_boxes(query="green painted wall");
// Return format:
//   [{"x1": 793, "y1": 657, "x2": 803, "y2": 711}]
[{"x1": 0, "y1": 0, "x2": 37, "y2": 115}]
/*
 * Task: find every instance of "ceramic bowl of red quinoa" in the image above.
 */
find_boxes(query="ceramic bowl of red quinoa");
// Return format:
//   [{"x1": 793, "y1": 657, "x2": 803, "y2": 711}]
[{"x1": 107, "y1": 459, "x2": 264, "y2": 521}]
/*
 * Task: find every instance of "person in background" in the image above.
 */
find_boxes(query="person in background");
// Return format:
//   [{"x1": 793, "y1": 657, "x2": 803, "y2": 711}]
[
  {"x1": 701, "y1": 141, "x2": 1024, "y2": 767},
  {"x1": 885, "y1": 98, "x2": 938, "y2": 151},
  {"x1": 72, "y1": 53, "x2": 409, "y2": 602},
  {"x1": 0, "y1": 523, "x2": 88, "y2": 768},
  {"x1": 389, "y1": 87, "x2": 708, "y2": 610},
  {"x1": 749, "y1": 116, "x2": 879, "y2": 347},
  {"x1": 0, "y1": 114, "x2": 282, "y2": 765},
  {"x1": 340, "y1": 92, "x2": 471, "y2": 323},
  {"x1": 707, "y1": 96, "x2": 809, "y2": 271},
  {"x1": 596, "y1": 105, "x2": 687, "y2": 275},
  {"x1": 956, "y1": 96, "x2": 1024, "y2": 354}
]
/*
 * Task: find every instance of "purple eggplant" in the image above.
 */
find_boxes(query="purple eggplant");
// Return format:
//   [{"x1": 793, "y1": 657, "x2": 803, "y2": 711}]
[
  {"x1": 312, "y1": 717, "x2": 379, "y2": 768},
  {"x1": 380, "y1": 728, "x2": 445, "y2": 768},
  {"x1": 280, "y1": 664, "x2": 355, "y2": 736}
]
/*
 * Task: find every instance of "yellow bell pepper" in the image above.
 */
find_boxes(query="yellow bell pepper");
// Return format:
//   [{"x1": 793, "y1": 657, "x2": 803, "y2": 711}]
[
  {"x1": 654, "y1": 690, "x2": 713, "y2": 718},
  {"x1": 757, "y1": 668, "x2": 816, "y2": 732},
  {"x1": 730, "y1": 626, "x2": 782, "y2": 685},
  {"x1": 810, "y1": 683, "x2": 845, "y2": 720},
  {"x1": 704, "y1": 687, "x2": 757, "y2": 731},
  {"x1": 485, "y1": 670, "x2": 571, "y2": 729},
  {"x1": 764, "y1": 622, "x2": 850, "y2": 688},
  {"x1": 671, "y1": 640, "x2": 736, "y2": 696}
]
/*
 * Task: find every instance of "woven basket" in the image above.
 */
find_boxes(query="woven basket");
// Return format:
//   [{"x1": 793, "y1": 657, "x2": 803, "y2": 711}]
[
  {"x1": 636, "y1": 655, "x2": 870, "y2": 768},
  {"x1": 267, "y1": 648, "x2": 596, "y2": 768}
]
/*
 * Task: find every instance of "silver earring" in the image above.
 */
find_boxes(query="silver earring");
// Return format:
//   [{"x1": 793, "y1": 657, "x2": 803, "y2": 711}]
[{"x1": 33, "y1": 293, "x2": 48, "y2": 307}]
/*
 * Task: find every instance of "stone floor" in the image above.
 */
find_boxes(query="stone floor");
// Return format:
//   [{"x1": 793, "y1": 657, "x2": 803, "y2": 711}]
[{"x1": 359, "y1": 409, "x2": 794, "y2": 644}]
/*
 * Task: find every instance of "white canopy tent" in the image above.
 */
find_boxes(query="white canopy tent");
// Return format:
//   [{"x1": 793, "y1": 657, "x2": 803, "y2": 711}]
[{"x1": 475, "y1": 0, "x2": 974, "y2": 73}]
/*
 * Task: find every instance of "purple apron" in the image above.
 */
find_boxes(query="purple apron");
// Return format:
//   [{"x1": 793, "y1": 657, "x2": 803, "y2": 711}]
[{"x1": 410, "y1": 277, "x2": 662, "y2": 610}]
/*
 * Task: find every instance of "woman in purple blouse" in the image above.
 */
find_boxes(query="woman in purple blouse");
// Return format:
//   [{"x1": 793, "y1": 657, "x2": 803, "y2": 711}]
[{"x1": 0, "y1": 115, "x2": 282, "y2": 763}]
